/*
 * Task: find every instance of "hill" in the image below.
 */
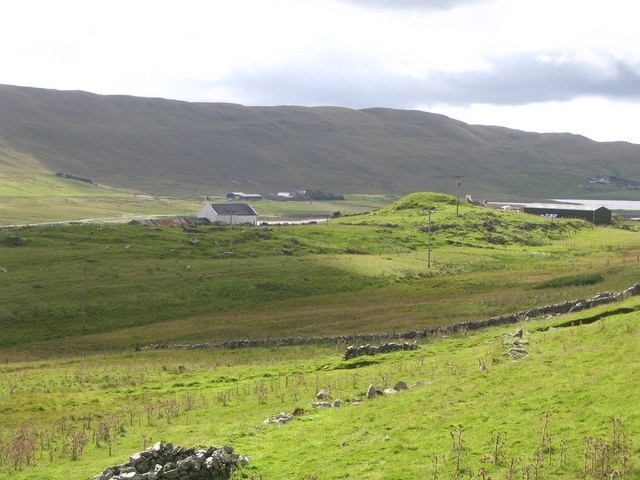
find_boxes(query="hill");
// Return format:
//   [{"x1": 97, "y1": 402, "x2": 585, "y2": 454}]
[{"x1": 2, "y1": 84, "x2": 640, "y2": 200}]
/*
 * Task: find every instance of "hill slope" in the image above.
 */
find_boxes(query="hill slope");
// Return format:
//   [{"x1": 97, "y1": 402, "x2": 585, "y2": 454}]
[{"x1": 1, "y1": 84, "x2": 640, "y2": 199}]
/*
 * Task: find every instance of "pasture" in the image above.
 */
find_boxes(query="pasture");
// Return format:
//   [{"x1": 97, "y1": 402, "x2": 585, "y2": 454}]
[{"x1": 0, "y1": 192, "x2": 639, "y2": 479}]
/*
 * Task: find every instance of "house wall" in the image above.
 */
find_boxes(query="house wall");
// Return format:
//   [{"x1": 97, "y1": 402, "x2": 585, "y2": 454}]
[
  {"x1": 216, "y1": 214, "x2": 257, "y2": 226},
  {"x1": 197, "y1": 203, "x2": 218, "y2": 222},
  {"x1": 197, "y1": 203, "x2": 257, "y2": 225},
  {"x1": 523, "y1": 206, "x2": 611, "y2": 225}
]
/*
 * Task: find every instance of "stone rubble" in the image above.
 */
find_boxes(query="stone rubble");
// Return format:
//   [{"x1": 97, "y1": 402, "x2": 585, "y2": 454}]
[{"x1": 92, "y1": 442, "x2": 248, "y2": 480}]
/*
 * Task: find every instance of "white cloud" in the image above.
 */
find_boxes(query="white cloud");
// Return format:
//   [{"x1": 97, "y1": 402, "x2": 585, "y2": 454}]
[{"x1": 424, "y1": 98, "x2": 640, "y2": 144}]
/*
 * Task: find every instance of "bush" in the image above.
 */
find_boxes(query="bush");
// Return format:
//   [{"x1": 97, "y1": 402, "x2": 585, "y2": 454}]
[{"x1": 535, "y1": 273, "x2": 604, "y2": 289}]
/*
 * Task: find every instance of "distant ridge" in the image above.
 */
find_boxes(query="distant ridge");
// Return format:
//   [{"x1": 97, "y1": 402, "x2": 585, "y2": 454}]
[{"x1": 1, "y1": 84, "x2": 639, "y2": 199}]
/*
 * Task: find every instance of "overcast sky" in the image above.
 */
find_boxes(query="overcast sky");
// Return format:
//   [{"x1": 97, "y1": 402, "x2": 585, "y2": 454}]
[{"x1": 3, "y1": 0, "x2": 640, "y2": 143}]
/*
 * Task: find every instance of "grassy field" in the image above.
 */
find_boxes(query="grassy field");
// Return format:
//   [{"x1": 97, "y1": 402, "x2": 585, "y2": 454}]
[
  {"x1": 0, "y1": 169, "x2": 393, "y2": 225},
  {"x1": 0, "y1": 302, "x2": 638, "y2": 479},
  {"x1": 1, "y1": 192, "x2": 639, "y2": 479}
]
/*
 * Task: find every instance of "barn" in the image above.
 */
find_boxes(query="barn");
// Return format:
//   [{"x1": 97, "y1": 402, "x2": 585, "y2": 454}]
[
  {"x1": 522, "y1": 203, "x2": 611, "y2": 225},
  {"x1": 197, "y1": 202, "x2": 258, "y2": 225}
]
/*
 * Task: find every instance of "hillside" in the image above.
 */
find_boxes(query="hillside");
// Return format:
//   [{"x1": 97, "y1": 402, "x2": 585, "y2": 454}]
[{"x1": 2, "y1": 84, "x2": 640, "y2": 200}]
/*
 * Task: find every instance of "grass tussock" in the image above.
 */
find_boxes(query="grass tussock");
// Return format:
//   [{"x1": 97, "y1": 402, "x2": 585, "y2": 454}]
[{"x1": 535, "y1": 273, "x2": 605, "y2": 289}]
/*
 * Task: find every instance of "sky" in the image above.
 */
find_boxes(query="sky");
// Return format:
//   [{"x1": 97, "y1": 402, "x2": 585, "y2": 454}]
[{"x1": 2, "y1": 0, "x2": 640, "y2": 143}]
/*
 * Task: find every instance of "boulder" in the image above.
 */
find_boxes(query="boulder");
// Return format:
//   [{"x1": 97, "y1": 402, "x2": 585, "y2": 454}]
[{"x1": 366, "y1": 384, "x2": 383, "y2": 399}]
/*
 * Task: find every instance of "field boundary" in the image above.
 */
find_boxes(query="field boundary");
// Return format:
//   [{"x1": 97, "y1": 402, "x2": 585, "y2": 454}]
[{"x1": 138, "y1": 283, "x2": 640, "y2": 352}]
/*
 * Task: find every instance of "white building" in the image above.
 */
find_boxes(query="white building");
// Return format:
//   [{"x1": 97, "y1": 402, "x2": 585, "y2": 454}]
[{"x1": 197, "y1": 202, "x2": 258, "y2": 225}]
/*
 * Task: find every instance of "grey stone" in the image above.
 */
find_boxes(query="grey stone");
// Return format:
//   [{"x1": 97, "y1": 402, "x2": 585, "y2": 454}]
[
  {"x1": 92, "y1": 443, "x2": 247, "y2": 480},
  {"x1": 394, "y1": 381, "x2": 409, "y2": 391},
  {"x1": 366, "y1": 384, "x2": 383, "y2": 399},
  {"x1": 316, "y1": 388, "x2": 330, "y2": 399}
]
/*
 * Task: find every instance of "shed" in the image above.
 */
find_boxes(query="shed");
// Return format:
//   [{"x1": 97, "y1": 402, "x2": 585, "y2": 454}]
[
  {"x1": 197, "y1": 202, "x2": 258, "y2": 225},
  {"x1": 522, "y1": 203, "x2": 611, "y2": 225},
  {"x1": 226, "y1": 192, "x2": 263, "y2": 201}
]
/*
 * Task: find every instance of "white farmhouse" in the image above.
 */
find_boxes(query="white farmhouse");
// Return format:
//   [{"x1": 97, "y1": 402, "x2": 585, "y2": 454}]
[{"x1": 197, "y1": 201, "x2": 258, "y2": 225}]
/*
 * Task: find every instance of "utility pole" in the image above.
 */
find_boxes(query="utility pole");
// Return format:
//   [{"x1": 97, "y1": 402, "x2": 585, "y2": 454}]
[
  {"x1": 77, "y1": 264, "x2": 91, "y2": 330},
  {"x1": 427, "y1": 207, "x2": 432, "y2": 268},
  {"x1": 422, "y1": 207, "x2": 436, "y2": 268},
  {"x1": 453, "y1": 174, "x2": 464, "y2": 216}
]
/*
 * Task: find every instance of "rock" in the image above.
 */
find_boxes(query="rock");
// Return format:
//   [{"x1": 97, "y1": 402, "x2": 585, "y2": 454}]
[
  {"x1": 366, "y1": 384, "x2": 383, "y2": 399},
  {"x1": 264, "y1": 412, "x2": 294, "y2": 424},
  {"x1": 394, "y1": 381, "x2": 409, "y2": 391},
  {"x1": 507, "y1": 347, "x2": 528, "y2": 359},
  {"x1": 316, "y1": 388, "x2": 330, "y2": 400}
]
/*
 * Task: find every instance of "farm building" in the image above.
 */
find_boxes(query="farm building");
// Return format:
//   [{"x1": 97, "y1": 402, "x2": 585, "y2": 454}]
[
  {"x1": 522, "y1": 203, "x2": 611, "y2": 225},
  {"x1": 197, "y1": 201, "x2": 258, "y2": 225},
  {"x1": 226, "y1": 192, "x2": 263, "y2": 201}
]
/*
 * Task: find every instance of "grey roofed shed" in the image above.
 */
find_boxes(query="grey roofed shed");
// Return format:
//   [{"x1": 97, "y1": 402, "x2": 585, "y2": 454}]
[{"x1": 522, "y1": 203, "x2": 611, "y2": 225}]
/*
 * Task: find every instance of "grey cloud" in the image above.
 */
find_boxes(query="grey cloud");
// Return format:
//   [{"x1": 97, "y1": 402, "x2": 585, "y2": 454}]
[
  {"x1": 213, "y1": 52, "x2": 640, "y2": 109},
  {"x1": 338, "y1": 0, "x2": 489, "y2": 10},
  {"x1": 433, "y1": 55, "x2": 640, "y2": 105}
]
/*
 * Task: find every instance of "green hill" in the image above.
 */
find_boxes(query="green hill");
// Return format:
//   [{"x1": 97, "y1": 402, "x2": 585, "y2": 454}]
[{"x1": 2, "y1": 84, "x2": 640, "y2": 201}]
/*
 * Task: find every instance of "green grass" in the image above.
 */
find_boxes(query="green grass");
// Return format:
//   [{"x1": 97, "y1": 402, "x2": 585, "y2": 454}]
[
  {"x1": 535, "y1": 273, "x2": 605, "y2": 289},
  {"x1": 2, "y1": 192, "x2": 640, "y2": 358},
  {"x1": 0, "y1": 301, "x2": 638, "y2": 479},
  {"x1": 0, "y1": 168, "x2": 392, "y2": 226},
  {"x1": 1, "y1": 191, "x2": 640, "y2": 479}
]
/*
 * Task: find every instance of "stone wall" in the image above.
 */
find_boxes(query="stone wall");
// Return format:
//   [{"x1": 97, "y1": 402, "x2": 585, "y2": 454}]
[
  {"x1": 92, "y1": 442, "x2": 248, "y2": 480},
  {"x1": 343, "y1": 342, "x2": 420, "y2": 360},
  {"x1": 139, "y1": 283, "x2": 640, "y2": 353}
]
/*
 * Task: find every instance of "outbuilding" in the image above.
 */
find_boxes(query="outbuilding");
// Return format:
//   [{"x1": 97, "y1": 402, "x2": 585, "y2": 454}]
[
  {"x1": 197, "y1": 202, "x2": 258, "y2": 225},
  {"x1": 522, "y1": 203, "x2": 611, "y2": 225}
]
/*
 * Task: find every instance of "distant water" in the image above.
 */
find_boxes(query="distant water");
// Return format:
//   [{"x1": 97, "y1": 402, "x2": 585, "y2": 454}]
[{"x1": 552, "y1": 199, "x2": 640, "y2": 211}]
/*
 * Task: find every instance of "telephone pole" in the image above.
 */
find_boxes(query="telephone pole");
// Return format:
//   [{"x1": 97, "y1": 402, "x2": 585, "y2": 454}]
[{"x1": 453, "y1": 174, "x2": 464, "y2": 216}]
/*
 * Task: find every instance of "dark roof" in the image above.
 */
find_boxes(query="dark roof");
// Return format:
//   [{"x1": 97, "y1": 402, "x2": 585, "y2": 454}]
[
  {"x1": 211, "y1": 203, "x2": 257, "y2": 216},
  {"x1": 524, "y1": 203, "x2": 609, "y2": 212}
]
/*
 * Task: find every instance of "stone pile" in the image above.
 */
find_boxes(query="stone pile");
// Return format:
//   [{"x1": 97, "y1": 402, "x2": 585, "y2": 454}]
[
  {"x1": 92, "y1": 442, "x2": 248, "y2": 480},
  {"x1": 502, "y1": 326, "x2": 530, "y2": 359}
]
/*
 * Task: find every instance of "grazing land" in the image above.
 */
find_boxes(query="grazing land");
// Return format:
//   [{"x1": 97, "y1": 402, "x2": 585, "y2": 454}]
[{"x1": 0, "y1": 192, "x2": 639, "y2": 479}]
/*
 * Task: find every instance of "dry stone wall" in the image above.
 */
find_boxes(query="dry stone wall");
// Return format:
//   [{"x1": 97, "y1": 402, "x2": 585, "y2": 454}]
[
  {"x1": 343, "y1": 342, "x2": 420, "y2": 360},
  {"x1": 139, "y1": 284, "x2": 640, "y2": 353}
]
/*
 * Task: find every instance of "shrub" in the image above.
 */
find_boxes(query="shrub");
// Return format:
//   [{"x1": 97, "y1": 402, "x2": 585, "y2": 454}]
[{"x1": 535, "y1": 273, "x2": 604, "y2": 289}]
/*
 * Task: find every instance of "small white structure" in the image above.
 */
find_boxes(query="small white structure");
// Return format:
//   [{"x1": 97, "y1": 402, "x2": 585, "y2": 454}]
[{"x1": 197, "y1": 202, "x2": 258, "y2": 225}]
